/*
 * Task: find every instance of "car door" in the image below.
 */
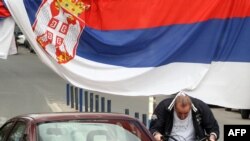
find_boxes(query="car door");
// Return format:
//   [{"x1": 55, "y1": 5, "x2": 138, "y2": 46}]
[
  {"x1": 6, "y1": 121, "x2": 27, "y2": 141},
  {"x1": 0, "y1": 121, "x2": 15, "y2": 141}
]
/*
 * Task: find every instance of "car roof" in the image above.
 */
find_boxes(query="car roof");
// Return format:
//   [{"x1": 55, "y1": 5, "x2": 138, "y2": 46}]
[{"x1": 14, "y1": 112, "x2": 138, "y2": 123}]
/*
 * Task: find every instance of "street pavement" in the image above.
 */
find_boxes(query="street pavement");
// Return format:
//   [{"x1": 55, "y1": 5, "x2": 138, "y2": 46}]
[
  {"x1": 0, "y1": 47, "x2": 250, "y2": 141},
  {"x1": 0, "y1": 47, "x2": 69, "y2": 120}
]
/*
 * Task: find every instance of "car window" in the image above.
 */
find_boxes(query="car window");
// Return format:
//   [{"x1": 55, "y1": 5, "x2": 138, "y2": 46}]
[
  {"x1": 37, "y1": 120, "x2": 152, "y2": 141},
  {"x1": 7, "y1": 122, "x2": 26, "y2": 141},
  {"x1": 0, "y1": 122, "x2": 15, "y2": 141}
]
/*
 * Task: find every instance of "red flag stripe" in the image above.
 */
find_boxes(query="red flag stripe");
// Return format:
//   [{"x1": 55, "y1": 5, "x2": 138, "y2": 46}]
[
  {"x1": 0, "y1": 1, "x2": 10, "y2": 17},
  {"x1": 84, "y1": 0, "x2": 250, "y2": 30}
]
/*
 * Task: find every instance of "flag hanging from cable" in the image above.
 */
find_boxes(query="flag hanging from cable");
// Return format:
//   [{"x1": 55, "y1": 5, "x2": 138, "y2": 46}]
[{"x1": 4, "y1": 0, "x2": 250, "y2": 108}]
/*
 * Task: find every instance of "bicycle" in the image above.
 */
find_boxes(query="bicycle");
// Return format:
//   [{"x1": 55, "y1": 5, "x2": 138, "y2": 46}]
[{"x1": 160, "y1": 134, "x2": 210, "y2": 141}]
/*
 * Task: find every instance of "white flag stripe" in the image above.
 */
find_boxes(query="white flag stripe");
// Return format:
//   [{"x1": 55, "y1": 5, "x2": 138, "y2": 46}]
[
  {"x1": 0, "y1": 17, "x2": 15, "y2": 59},
  {"x1": 64, "y1": 61, "x2": 209, "y2": 95},
  {"x1": 8, "y1": 34, "x2": 17, "y2": 55},
  {"x1": 189, "y1": 62, "x2": 250, "y2": 109}
]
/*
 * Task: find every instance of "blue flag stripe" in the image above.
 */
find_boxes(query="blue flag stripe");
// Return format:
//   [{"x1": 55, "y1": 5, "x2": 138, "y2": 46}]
[{"x1": 76, "y1": 17, "x2": 250, "y2": 67}]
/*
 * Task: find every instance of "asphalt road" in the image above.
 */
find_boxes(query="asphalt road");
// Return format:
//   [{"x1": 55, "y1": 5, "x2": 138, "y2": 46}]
[
  {"x1": 0, "y1": 47, "x2": 250, "y2": 141},
  {"x1": 0, "y1": 47, "x2": 66, "y2": 121},
  {"x1": 213, "y1": 108, "x2": 250, "y2": 140}
]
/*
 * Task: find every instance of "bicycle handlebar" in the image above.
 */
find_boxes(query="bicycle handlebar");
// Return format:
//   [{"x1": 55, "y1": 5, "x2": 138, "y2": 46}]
[
  {"x1": 160, "y1": 135, "x2": 178, "y2": 141},
  {"x1": 160, "y1": 134, "x2": 210, "y2": 141}
]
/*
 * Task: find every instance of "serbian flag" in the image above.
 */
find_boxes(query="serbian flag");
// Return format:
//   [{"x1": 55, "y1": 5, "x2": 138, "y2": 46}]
[
  {"x1": 4, "y1": 0, "x2": 250, "y2": 108},
  {"x1": 0, "y1": 0, "x2": 16, "y2": 59}
]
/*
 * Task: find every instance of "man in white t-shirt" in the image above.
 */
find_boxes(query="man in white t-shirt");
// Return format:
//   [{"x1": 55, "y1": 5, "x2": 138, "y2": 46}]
[{"x1": 149, "y1": 92, "x2": 219, "y2": 141}]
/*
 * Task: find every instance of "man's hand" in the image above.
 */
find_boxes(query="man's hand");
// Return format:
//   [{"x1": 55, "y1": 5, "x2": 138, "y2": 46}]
[
  {"x1": 209, "y1": 134, "x2": 217, "y2": 141},
  {"x1": 153, "y1": 132, "x2": 163, "y2": 141}
]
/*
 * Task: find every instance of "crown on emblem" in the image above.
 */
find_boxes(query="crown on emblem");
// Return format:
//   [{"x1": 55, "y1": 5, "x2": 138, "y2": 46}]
[
  {"x1": 57, "y1": 51, "x2": 73, "y2": 64},
  {"x1": 57, "y1": 0, "x2": 90, "y2": 16}
]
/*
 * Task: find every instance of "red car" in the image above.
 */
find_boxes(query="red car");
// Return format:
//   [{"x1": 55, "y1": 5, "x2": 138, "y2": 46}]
[{"x1": 0, "y1": 113, "x2": 154, "y2": 141}]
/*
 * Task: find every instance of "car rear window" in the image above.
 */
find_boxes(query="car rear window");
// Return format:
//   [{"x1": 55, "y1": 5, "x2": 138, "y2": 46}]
[{"x1": 37, "y1": 119, "x2": 151, "y2": 141}]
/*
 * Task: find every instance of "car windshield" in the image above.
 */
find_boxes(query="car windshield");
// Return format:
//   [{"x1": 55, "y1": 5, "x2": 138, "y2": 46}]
[{"x1": 37, "y1": 119, "x2": 151, "y2": 141}]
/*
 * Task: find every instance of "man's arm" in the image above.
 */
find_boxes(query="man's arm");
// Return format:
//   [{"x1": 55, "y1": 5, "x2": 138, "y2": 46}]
[
  {"x1": 198, "y1": 100, "x2": 220, "y2": 140},
  {"x1": 149, "y1": 99, "x2": 171, "y2": 136}
]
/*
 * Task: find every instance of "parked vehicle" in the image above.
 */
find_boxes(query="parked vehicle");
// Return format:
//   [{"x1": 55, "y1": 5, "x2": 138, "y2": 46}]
[
  {"x1": 241, "y1": 109, "x2": 250, "y2": 119},
  {"x1": 0, "y1": 113, "x2": 154, "y2": 141},
  {"x1": 14, "y1": 25, "x2": 35, "y2": 53},
  {"x1": 16, "y1": 34, "x2": 35, "y2": 53},
  {"x1": 224, "y1": 108, "x2": 250, "y2": 119}
]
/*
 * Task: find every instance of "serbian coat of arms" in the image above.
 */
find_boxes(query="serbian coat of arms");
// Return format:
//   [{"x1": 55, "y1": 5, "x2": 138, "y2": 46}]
[{"x1": 33, "y1": 0, "x2": 89, "y2": 64}]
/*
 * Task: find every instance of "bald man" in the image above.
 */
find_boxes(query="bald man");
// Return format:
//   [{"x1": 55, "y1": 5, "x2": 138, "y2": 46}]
[{"x1": 149, "y1": 92, "x2": 219, "y2": 141}]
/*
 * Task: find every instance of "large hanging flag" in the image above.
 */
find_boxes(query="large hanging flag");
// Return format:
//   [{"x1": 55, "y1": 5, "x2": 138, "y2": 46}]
[
  {"x1": 4, "y1": 0, "x2": 250, "y2": 108},
  {"x1": 0, "y1": 0, "x2": 16, "y2": 59}
]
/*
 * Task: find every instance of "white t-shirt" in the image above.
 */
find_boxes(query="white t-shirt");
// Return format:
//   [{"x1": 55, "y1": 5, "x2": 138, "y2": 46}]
[{"x1": 169, "y1": 110, "x2": 195, "y2": 141}]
